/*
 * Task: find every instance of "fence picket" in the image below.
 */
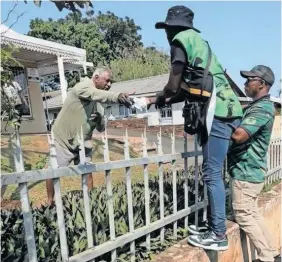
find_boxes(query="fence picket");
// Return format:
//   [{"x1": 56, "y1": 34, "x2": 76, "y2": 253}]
[
  {"x1": 157, "y1": 128, "x2": 165, "y2": 242},
  {"x1": 13, "y1": 130, "x2": 38, "y2": 262},
  {"x1": 171, "y1": 128, "x2": 177, "y2": 239},
  {"x1": 124, "y1": 129, "x2": 135, "y2": 261},
  {"x1": 102, "y1": 129, "x2": 117, "y2": 261},
  {"x1": 77, "y1": 128, "x2": 94, "y2": 259},
  {"x1": 48, "y1": 131, "x2": 69, "y2": 262},
  {"x1": 183, "y1": 133, "x2": 189, "y2": 229},
  {"x1": 194, "y1": 136, "x2": 199, "y2": 228},
  {"x1": 142, "y1": 128, "x2": 151, "y2": 251}
]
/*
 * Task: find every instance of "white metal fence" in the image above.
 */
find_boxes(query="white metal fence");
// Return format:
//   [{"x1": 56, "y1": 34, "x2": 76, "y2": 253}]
[{"x1": 1, "y1": 129, "x2": 281, "y2": 262}]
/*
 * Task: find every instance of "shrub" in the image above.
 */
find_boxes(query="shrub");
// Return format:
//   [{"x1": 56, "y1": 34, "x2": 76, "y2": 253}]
[{"x1": 1, "y1": 167, "x2": 211, "y2": 261}]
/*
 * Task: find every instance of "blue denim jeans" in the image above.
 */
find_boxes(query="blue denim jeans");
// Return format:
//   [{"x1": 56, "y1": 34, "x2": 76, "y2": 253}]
[{"x1": 202, "y1": 117, "x2": 241, "y2": 236}]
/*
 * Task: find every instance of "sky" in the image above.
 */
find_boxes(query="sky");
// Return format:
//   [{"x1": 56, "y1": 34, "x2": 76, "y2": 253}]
[{"x1": 1, "y1": 0, "x2": 281, "y2": 96}]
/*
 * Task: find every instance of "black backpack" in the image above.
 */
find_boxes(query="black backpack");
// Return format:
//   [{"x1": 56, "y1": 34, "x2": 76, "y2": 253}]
[{"x1": 181, "y1": 41, "x2": 214, "y2": 145}]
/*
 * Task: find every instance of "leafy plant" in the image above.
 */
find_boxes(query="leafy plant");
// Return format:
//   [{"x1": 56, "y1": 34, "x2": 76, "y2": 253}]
[{"x1": 1, "y1": 167, "x2": 212, "y2": 261}]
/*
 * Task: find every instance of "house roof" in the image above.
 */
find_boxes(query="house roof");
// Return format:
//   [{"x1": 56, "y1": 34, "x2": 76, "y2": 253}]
[
  {"x1": 44, "y1": 73, "x2": 247, "y2": 110},
  {"x1": 1, "y1": 24, "x2": 86, "y2": 60}
]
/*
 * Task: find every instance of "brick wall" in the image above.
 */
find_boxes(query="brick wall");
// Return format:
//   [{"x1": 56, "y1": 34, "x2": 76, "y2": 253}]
[{"x1": 107, "y1": 118, "x2": 188, "y2": 137}]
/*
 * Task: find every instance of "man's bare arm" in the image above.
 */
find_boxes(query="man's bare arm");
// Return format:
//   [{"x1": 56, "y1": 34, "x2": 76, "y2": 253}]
[
  {"x1": 162, "y1": 62, "x2": 185, "y2": 98},
  {"x1": 146, "y1": 87, "x2": 186, "y2": 109},
  {"x1": 231, "y1": 127, "x2": 250, "y2": 144}
]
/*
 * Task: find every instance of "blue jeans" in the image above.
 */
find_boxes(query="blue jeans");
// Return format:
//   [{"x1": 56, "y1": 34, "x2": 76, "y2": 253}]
[{"x1": 202, "y1": 117, "x2": 241, "y2": 236}]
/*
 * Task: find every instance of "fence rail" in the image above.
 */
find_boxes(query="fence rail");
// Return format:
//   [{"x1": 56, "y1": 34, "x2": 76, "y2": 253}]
[{"x1": 1, "y1": 128, "x2": 281, "y2": 262}]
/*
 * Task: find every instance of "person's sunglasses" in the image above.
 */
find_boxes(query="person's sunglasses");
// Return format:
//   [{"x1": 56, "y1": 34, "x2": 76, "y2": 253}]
[{"x1": 245, "y1": 77, "x2": 264, "y2": 85}]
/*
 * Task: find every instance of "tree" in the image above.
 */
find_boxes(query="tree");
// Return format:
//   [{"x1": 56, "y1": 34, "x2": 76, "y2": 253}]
[
  {"x1": 95, "y1": 11, "x2": 143, "y2": 60},
  {"x1": 27, "y1": 12, "x2": 169, "y2": 83},
  {"x1": 28, "y1": 16, "x2": 110, "y2": 67},
  {"x1": 28, "y1": 11, "x2": 144, "y2": 67},
  {"x1": 26, "y1": 0, "x2": 92, "y2": 13},
  {"x1": 0, "y1": 45, "x2": 24, "y2": 133},
  {"x1": 110, "y1": 47, "x2": 170, "y2": 82}
]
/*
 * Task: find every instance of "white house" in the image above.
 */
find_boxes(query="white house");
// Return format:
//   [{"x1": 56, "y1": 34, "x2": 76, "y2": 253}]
[
  {"x1": 43, "y1": 72, "x2": 250, "y2": 127},
  {"x1": 1, "y1": 24, "x2": 93, "y2": 134}
]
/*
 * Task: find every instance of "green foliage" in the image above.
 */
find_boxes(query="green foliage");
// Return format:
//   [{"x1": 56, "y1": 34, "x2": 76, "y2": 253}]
[
  {"x1": 27, "y1": 12, "x2": 169, "y2": 84},
  {"x1": 95, "y1": 11, "x2": 143, "y2": 60},
  {"x1": 110, "y1": 47, "x2": 170, "y2": 82},
  {"x1": 0, "y1": 45, "x2": 24, "y2": 133},
  {"x1": 28, "y1": 12, "x2": 142, "y2": 67},
  {"x1": 1, "y1": 167, "x2": 206, "y2": 262},
  {"x1": 25, "y1": 0, "x2": 92, "y2": 14}
]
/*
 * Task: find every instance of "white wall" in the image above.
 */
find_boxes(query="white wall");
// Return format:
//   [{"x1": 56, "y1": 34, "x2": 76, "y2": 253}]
[
  {"x1": 105, "y1": 101, "x2": 185, "y2": 126},
  {"x1": 172, "y1": 102, "x2": 185, "y2": 125}
]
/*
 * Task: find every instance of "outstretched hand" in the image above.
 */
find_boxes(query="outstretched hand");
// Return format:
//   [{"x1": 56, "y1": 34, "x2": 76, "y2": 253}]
[
  {"x1": 146, "y1": 96, "x2": 172, "y2": 110},
  {"x1": 118, "y1": 89, "x2": 136, "y2": 108}
]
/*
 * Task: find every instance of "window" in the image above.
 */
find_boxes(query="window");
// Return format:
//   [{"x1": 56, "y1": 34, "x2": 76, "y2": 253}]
[
  {"x1": 105, "y1": 105, "x2": 112, "y2": 117},
  {"x1": 160, "y1": 105, "x2": 172, "y2": 118},
  {"x1": 11, "y1": 67, "x2": 32, "y2": 117},
  {"x1": 119, "y1": 105, "x2": 134, "y2": 117}
]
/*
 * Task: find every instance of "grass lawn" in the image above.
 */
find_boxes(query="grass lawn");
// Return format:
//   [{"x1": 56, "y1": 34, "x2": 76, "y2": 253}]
[{"x1": 1, "y1": 135, "x2": 175, "y2": 208}]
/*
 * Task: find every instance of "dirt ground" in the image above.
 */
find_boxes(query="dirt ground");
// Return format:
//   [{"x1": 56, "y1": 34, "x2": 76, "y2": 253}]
[{"x1": 1, "y1": 134, "x2": 175, "y2": 210}]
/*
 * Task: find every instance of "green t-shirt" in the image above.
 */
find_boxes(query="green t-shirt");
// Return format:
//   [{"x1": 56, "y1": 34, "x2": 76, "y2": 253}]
[
  {"x1": 227, "y1": 96, "x2": 275, "y2": 183},
  {"x1": 172, "y1": 29, "x2": 243, "y2": 119}
]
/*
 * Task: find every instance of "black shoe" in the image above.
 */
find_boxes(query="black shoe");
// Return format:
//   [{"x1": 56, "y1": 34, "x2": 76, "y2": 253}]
[{"x1": 274, "y1": 255, "x2": 281, "y2": 262}]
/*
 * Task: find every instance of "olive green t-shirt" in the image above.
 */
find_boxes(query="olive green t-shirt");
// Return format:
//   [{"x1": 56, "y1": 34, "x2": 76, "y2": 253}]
[
  {"x1": 172, "y1": 29, "x2": 243, "y2": 119},
  {"x1": 53, "y1": 77, "x2": 120, "y2": 151}
]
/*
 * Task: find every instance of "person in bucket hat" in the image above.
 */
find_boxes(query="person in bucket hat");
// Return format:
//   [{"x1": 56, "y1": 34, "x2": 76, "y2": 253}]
[
  {"x1": 228, "y1": 65, "x2": 280, "y2": 262},
  {"x1": 148, "y1": 5, "x2": 243, "y2": 251}
]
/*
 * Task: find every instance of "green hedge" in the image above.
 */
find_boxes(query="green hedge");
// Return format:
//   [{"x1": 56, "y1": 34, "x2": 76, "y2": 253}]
[{"x1": 1, "y1": 166, "x2": 210, "y2": 262}]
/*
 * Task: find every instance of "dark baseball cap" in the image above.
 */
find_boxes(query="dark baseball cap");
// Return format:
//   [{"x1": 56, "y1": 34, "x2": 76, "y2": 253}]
[{"x1": 240, "y1": 65, "x2": 275, "y2": 86}]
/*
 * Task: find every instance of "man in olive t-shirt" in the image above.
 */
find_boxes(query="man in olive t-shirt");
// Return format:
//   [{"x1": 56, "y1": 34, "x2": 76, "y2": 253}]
[
  {"x1": 46, "y1": 67, "x2": 132, "y2": 205},
  {"x1": 228, "y1": 65, "x2": 280, "y2": 262}
]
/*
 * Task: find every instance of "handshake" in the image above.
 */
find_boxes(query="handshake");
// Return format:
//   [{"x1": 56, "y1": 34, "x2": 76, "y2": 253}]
[
  {"x1": 118, "y1": 91, "x2": 170, "y2": 110},
  {"x1": 117, "y1": 93, "x2": 134, "y2": 108}
]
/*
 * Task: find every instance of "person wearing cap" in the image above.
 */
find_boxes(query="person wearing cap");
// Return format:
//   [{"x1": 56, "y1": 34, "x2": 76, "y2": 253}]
[
  {"x1": 228, "y1": 65, "x2": 280, "y2": 262},
  {"x1": 151, "y1": 5, "x2": 243, "y2": 251}
]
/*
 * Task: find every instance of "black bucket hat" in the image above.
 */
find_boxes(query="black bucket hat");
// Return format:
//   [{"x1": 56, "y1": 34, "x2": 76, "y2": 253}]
[{"x1": 155, "y1": 5, "x2": 200, "y2": 33}]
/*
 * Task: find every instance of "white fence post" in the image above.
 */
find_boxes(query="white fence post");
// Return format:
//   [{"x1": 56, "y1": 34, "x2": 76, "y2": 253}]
[
  {"x1": 48, "y1": 131, "x2": 69, "y2": 262},
  {"x1": 124, "y1": 129, "x2": 135, "y2": 261},
  {"x1": 77, "y1": 127, "x2": 94, "y2": 260},
  {"x1": 183, "y1": 132, "x2": 189, "y2": 229},
  {"x1": 12, "y1": 129, "x2": 38, "y2": 262},
  {"x1": 157, "y1": 128, "x2": 165, "y2": 242},
  {"x1": 194, "y1": 136, "x2": 199, "y2": 228},
  {"x1": 171, "y1": 128, "x2": 178, "y2": 239},
  {"x1": 102, "y1": 129, "x2": 117, "y2": 261},
  {"x1": 142, "y1": 127, "x2": 151, "y2": 251}
]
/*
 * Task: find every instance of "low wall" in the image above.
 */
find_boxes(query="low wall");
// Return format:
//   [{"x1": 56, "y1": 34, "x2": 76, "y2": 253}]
[
  {"x1": 107, "y1": 118, "x2": 188, "y2": 138},
  {"x1": 153, "y1": 183, "x2": 281, "y2": 262}
]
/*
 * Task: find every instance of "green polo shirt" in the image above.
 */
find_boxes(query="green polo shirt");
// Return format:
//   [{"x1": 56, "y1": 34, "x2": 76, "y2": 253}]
[
  {"x1": 227, "y1": 95, "x2": 275, "y2": 182},
  {"x1": 172, "y1": 29, "x2": 243, "y2": 119}
]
